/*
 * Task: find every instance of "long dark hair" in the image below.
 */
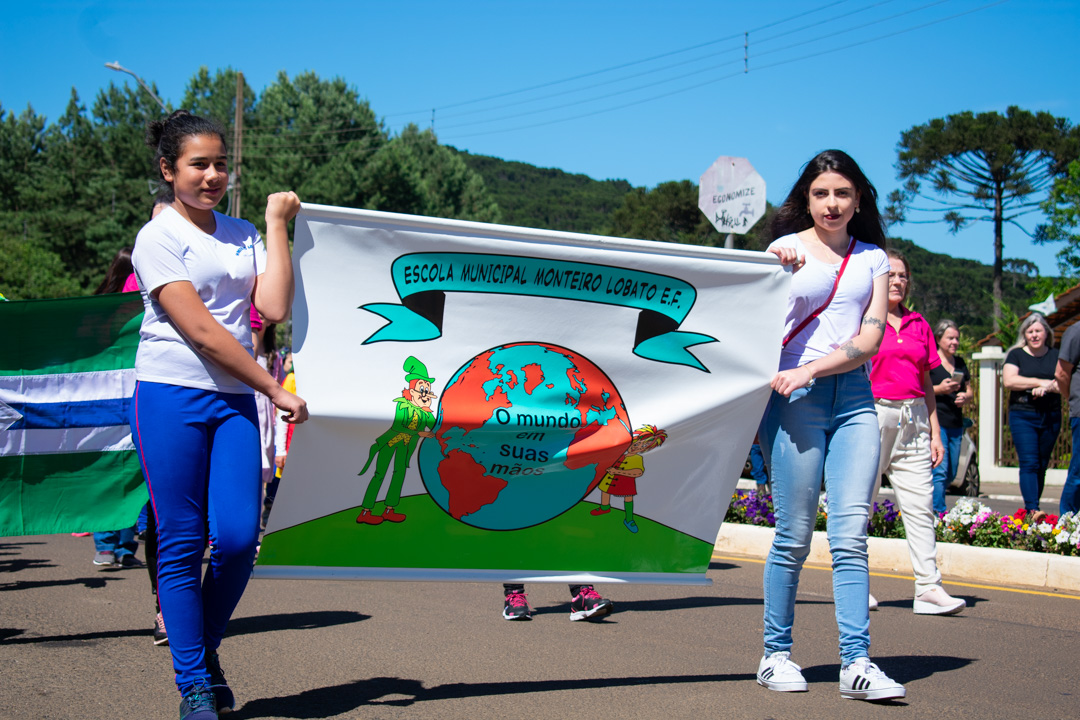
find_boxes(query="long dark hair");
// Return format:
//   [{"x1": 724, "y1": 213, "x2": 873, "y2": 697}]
[
  {"x1": 146, "y1": 109, "x2": 227, "y2": 203},
  {"x1": 95, "y1": 247, "x2": 133, "y2": 295},
  {"x1": 771, "y1": 149, "x2": 886, "y2": 248}
]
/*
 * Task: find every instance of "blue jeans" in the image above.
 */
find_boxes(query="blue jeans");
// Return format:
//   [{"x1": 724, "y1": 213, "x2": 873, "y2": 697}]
[
  {"x1": 130, "y1": 382, "x2": 261, "y2": 693},
  {"x1": 749, "y1": 443, "x2": 769, "y2": 484},
  {"x1": 931, "y1": 425, "x2": 964, "y2": 515},
  {"x1": 93, "y1": 527, "x2": 138, "y2": 558},
  {"x1": 1008, "y1": 408, "x2": 1060, "y2": 511},
  {"x1": 760, "y1": 369, "x2": 879, "y2": 666},
  {"x1": 1061, "y1": 417, "x2": 1080, "y2": 516}
]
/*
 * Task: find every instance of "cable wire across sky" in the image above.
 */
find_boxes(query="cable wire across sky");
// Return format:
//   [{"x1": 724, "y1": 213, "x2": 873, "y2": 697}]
[{"x1": 239, "y1": 0, "x2": 1010, "y2": 152}]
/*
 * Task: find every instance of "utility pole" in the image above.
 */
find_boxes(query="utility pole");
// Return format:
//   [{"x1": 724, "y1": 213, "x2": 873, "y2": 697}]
[{"x1": 232, "y1": 72, "x2": 244, "y2": 218}]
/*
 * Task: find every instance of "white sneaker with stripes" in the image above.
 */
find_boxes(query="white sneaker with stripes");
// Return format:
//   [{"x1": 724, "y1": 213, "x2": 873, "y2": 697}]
[
  {"x1": 756, "y1": 651, "x2": 808, "y2": 692},
  {"x1": 839, "y1": 657, "x2": 906, "y2": 700}
]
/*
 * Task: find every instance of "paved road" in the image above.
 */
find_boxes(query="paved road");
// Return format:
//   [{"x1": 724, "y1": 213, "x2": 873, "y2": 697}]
[{"x1": 3, "y1": 534, "x2": 1079, "y2": 719}]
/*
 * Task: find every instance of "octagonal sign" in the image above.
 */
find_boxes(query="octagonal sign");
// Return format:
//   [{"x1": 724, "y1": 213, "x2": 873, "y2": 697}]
[{"x1": 699, "y1": 156, "x2": 766, "y2": 235}]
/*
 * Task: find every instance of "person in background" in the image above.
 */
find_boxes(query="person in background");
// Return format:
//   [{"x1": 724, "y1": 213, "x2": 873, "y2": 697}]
[
  {"x1": 266, "y1": 351, "x2": 295, "y2": 528},
  {"x1": 1003, "y1": 313, "x2": 1060, "y2": 520},
  {"x1": 502, "y1": 584, "x2": 613, "y2": 622},
  {"x1": 757, "y1": 149, "x2": 904, "y2": 701},
  {"x1": 869, "y1": 251, "x2": 965, "y2": 616},
  {"x1": 251, "y1": 314, "x2": 279, "y2": 490},
  {"x1": 749, "y1": 440, "x2": 770, "y2": 496},
  {"x1": 130, "y1": 110, "x2": 307, "y2": 720},
  {"x1": 930, "y1": 319, "x2": 971, "y2": 515},
  {"x1": 90, "y1": 247, "x2": 144, "y2": 570},
  {"x1": 1054, "y1": 323, "x2": 1080, "y2": 516}
]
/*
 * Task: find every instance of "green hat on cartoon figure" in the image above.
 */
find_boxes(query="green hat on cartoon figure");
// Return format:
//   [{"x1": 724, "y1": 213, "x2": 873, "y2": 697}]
[{"x1": 403, "y1": 356, "x2": 434, "y2": 384}]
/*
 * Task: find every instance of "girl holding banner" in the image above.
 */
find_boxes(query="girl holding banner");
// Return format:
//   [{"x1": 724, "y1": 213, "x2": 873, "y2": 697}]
[
  {"x1": 756, "y1": 150, "x2": 905, "y2": 701},
  {"x1": 129, "y1": 110, "x2": 308, "y2": 720}
]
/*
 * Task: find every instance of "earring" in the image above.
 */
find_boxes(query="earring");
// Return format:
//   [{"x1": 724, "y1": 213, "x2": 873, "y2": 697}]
[{"x1": 855, "y1": 206, "x2": 861, "y2": 213}]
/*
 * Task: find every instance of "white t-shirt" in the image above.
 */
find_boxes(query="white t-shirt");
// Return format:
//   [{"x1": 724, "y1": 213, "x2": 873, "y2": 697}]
[
  {"x1": 132, "y1": 206, "x2": 267, "y2": 394},
  {"x1": 768, "y1": 233, "x2": 889, "y2": 371}
]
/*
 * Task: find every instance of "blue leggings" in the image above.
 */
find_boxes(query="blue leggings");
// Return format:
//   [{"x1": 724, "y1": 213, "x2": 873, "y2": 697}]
[{"x1": 130, "y1": 381, "x2": 261, "y2": 693}]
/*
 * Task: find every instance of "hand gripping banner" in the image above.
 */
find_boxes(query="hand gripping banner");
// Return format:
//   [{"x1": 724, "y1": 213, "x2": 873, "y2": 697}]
[{"x1": 256, "y1": 205, "x2": 789, "y2": 586}]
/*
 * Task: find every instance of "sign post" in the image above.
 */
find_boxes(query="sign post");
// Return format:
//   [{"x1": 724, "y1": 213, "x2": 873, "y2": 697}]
[{"x1": 699, "y1": 156, "x2": 766, "y2": 247}]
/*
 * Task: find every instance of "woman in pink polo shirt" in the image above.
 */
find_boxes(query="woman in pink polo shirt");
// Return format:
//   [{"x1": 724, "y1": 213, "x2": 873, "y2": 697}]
[{"x1": 869, "y1": 250, "x2": 965, "y2": 616}]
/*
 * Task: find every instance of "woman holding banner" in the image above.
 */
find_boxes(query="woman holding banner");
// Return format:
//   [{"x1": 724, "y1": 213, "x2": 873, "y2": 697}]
[
  {"x1": 129, "y1": 110, "x2": 307, "y2": 720},
  {"x1": 756, "y1": 150, "x2": 904, "y2": 701}
]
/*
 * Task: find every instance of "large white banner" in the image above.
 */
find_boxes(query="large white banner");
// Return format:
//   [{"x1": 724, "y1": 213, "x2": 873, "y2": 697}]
[{"x1": 256, "y1": 205, "x2": 788, "y2": 585}]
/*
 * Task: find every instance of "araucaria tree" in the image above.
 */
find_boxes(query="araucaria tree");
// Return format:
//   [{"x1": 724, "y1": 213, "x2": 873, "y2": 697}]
[{"x1": 886, "y1": 106, "x2": 1079, "y2": 331}]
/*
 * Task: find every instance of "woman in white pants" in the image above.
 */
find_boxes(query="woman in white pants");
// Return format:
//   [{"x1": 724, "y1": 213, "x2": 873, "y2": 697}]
[{"x1": 868, "y1": 250, "x2": 965, "y2": 615}]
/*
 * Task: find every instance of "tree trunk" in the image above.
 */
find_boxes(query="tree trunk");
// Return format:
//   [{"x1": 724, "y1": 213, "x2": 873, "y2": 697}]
[{"x1": 992, "y1": 185, "x2": 1004, "y2": 334}]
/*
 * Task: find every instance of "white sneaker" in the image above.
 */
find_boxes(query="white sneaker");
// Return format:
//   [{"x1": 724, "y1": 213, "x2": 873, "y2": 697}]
[
  {"x1": 756, "y1": 651, "x2": 808, "y2": 692},
  {"x1": 913, "y1": 586, "x2": 966, "y2": 615},
  {"x1": 839, "y1": 657, "x2": 906, "y2": 700},
  {"x1": 868, "y1": 593, "x2": 878, "y2": 611}
]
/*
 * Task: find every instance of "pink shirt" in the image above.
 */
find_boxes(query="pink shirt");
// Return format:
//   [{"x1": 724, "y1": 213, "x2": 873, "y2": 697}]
[
  {"x1": 122, "y1": 273, "x2": 139, "y2": 292},
  {"x1": 869, "y1": 309, "x2": 940, "y2": 400}
]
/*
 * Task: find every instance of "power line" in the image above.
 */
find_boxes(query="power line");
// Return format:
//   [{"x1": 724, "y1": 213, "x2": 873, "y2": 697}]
[
  {"x1": 439, "y1": 0, "x2": 1009, "y2": 142},
  {"x1": 436, "y1": 0, "x2": 970, "y2": 135},
  {"x1": 383, "y1": 0, "x2": 854, "y2": 119},
  {"x1": 417, "y1": 0, "x2": 908, "y2": 128},
  {"x1": 235, "y1": 0, "x2": 1003, "y2": 152},
  {"x1": 236, "y1": 1, "x2": 900, "y2": 141}
]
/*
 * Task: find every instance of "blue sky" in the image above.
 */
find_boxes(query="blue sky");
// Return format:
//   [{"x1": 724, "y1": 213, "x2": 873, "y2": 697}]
[{"x1": 2, "y1": 0, "x2": 1077, "y2": 278}]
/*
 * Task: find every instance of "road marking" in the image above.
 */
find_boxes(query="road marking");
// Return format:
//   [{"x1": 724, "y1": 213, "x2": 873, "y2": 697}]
[{"x1": 711, "y1": 554, "x2": 1080, "y2": 600}]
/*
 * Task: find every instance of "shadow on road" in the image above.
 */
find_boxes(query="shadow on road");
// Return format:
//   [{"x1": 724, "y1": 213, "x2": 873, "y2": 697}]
[
  {"x1": 0, "y1": 625, "x2": 155, "y2": 645},
  {"x1": 0, "y1": 575, "x2": 116, "y2": 592},
  {"x1": 226, "y1": 610, "x2": 370, "y2": 637},
  {"x1": 876, "y1": 593, "x2": 987, "y2": 610},
  {"x1": 232, "y1": 672, "x2": 758, "y2": 718},
  {"x1": 802, "y1": 654, "x2": 974, "y2": 686},
  {"x1": 0, "y1": 557, "x2": 57, "y2": 573},
  {"x1": 0, "y1": 610, "x2": 368, "y2": 646}
]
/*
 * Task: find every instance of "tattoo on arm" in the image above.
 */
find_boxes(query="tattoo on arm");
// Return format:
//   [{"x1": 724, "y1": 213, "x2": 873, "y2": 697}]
[
  {"x1": 862, "y1": 315, "x2": 885, "y2": 331},
  {"x1": 840, "y1": 341, "x2": 865, "y2": 360}
]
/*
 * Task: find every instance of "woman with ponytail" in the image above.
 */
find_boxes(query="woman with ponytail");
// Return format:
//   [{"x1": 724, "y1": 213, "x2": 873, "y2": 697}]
[{"x1": 130, "y1": 110, "x2": 307, "y2": 719}]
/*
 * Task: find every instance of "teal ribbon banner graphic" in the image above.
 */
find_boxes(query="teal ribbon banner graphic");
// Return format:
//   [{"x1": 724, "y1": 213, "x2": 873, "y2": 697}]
[{"x1": 361, "y1": 252, "x2": 718, "y2": 371}]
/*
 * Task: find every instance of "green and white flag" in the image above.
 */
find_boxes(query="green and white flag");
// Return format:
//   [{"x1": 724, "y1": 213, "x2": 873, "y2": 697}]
[{"x1": 0, "y1": 293, "x2": 148, "y2": 536}]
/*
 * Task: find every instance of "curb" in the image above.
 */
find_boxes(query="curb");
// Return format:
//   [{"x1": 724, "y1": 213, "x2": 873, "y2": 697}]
[{"x1": 714, "y1": 523, "x2": 1080, "y2": 593}]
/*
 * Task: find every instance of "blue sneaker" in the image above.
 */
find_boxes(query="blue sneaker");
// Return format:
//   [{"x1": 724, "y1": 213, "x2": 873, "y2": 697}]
[
  {"x1": 205, "y1": 650, "x2": 235, "y2": 713},
  {"x1": 623, "y1": 518, "x2": 638, "y2": 533},
  {"x1": 179, "y1": 681, "x2": 217, "y2": 720}
]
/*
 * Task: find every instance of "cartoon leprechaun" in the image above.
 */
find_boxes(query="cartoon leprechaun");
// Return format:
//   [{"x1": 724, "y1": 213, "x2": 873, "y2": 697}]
[{"x1": 356, "y1": 356, "x2": 437, "y2": 525}]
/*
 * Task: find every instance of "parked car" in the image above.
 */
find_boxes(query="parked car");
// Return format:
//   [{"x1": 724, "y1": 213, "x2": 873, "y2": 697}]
[{"x1": 949, "y1": 418, "x2": 980, "y2": 497}]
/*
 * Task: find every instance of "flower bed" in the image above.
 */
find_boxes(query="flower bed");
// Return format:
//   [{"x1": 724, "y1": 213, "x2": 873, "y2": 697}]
[{"x1": 725, "y1": 490, "x2": 1080, "y2": 557}]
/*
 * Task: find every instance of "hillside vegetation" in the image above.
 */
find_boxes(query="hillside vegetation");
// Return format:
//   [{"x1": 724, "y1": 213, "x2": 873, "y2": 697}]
[{"x1": 0, "y1": 67, "x2": 1047, "y2": 341}]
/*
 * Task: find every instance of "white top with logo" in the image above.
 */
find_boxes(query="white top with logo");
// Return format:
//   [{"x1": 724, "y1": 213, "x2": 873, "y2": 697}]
[{"x1": 132, "y1": 206, "x2": 267, "y2": 394}]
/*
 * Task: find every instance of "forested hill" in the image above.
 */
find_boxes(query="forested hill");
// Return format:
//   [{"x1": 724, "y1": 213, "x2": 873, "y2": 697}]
[
  {"x1": 890, "y1": 237, "x2": 1035, "y2": 341},
  {"x1": 455, "y1": 149, "x2": 632, "y2": 235},
  {"x1": 457, "y1": 148, "x2": 1041, "y2": 341},
  {"x1": 0, "y1": 59, "x2": 1041, "y2": 344}
]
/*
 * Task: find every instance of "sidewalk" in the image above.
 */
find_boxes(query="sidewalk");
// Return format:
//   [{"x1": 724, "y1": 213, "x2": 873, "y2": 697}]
[{"x1": 722, "y1": 480, "x2": 1080, "y2": 593}]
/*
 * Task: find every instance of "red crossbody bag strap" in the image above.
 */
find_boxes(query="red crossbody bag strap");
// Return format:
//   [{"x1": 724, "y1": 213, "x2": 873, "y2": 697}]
[{"x1": 782, "y1": 237, "x2": 857, "y2": 347}]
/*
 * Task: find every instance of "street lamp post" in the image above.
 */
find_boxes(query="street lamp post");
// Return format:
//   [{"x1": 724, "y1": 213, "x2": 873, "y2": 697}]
[{"x1": 104, "y1": 62, "x2": 167, "y2": 112}]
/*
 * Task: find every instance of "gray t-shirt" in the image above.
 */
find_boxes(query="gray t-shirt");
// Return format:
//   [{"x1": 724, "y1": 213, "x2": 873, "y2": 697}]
[{"x1": 1058, "y1": 323, "x2": 1080, "y2": 417}]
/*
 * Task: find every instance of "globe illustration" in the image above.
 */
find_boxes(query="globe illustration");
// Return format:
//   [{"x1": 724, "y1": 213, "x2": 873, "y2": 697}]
[{"x1": 418, "y1": 342, "x2": 632, "y2": 530}]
